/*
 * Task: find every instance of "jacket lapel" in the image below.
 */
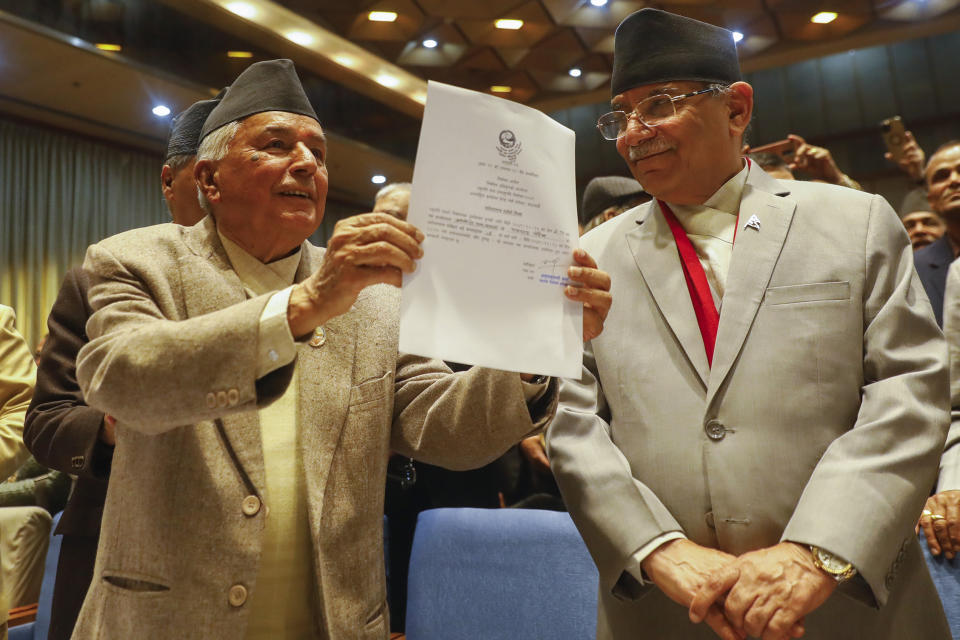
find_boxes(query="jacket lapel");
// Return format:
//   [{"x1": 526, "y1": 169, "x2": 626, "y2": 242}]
[
  {"x1": 291, "y1": 246, "x2": 357, "y2": 533},
  {"x1": 626, "y1": 203, "x2": 710, "y2": 387},
  {"x1": 706, "y1": 168, "x2": 796, "y2": 409}
]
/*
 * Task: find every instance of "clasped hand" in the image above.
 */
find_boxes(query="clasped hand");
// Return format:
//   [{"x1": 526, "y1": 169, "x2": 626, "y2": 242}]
[
  {"x1": 644, "y1": 540, "x2": 836, "y2": 640},
  {"x1": 287, "y1": 213, "x2": 611, "y2": 341}
]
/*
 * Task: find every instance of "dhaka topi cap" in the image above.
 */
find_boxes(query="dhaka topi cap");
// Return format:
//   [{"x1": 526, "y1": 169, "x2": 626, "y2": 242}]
[
  {"x1": 611, "y1": 8, "x2": 741, "y2": 97},
  {"x1": 581, "y1": 176, "x2": 648, "y2": 224},
  {"x1": 200, "y1": 59, "x2": 318, "y2": 141},
  {"x1": 165, "y1": 89, "x2": 226, "y2": 161}
]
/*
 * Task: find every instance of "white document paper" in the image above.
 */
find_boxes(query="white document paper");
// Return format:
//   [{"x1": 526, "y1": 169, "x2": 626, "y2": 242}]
[{"x1": 399, "y1": 81, "x2": 582, "y2": 378}]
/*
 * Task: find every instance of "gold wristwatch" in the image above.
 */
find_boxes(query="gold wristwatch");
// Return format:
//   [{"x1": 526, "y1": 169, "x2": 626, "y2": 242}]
[{"x1": 810, "y1": 546, "x2": 857, "y2": 583}]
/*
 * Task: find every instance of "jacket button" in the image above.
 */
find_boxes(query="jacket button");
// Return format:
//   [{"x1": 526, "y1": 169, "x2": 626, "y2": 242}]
[
  {"x1": 71, "y1": 455, "x2": 85, "y2": 469},
  {"x1": 705, "y1": 511, "x2": 715, "y2": 528},
  {"x1": 228, "y1": 584, "x2": 248, "y2": 607},
  {"x1": 217, "y1": 391, "x2": 228, "y2": 408},
  {"x1": 241, "y1": 495, "x2": 261, "y2": 517},
  {"x1": 705, "y1": 420, "x2": 726, "y2": 441},
  {"x1": 227, "y1": 389, "x2": 239, "y2": 407},
  {"x1": 205, "y1": 392, "x2": 217, "y2": 408}
]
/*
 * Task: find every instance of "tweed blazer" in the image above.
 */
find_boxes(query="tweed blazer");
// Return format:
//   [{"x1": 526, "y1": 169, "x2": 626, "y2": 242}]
[
  {"x1": 547, "y1": 166, "x2": 951, "y2": 639},
  {"x1": 73, "y1": 216, "x2": 555, "y2": 639}
]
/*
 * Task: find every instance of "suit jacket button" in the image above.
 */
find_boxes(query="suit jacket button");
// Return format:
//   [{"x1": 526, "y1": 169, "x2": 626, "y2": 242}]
[
  {"x1": 217, "y1": 391, "x2": 228, "y2": 408},
  {"x1": 205, "y1": 392, "x2": 217, "y2": 408},
  {"x1": 309, "y1": 327, "x2": 326, "y2": 348},
  {"x1": 242, "y1": 495, "x2": 261, "y2": 517},
  {"x1": 705, "y1": 420, "x2": 726, "y2": 441},
  {"x1": 228, "y1": 584, "x2": 248, "y2": 607},
  {"x1": 705, "y1": 511, "x2": 715, "y2": 528},
  {"x1": 71, "y1": 455, "x2": 85, "y2": 469},
  {"x1": 227, "y1": 389, "x2": 239, "y2": 406}
]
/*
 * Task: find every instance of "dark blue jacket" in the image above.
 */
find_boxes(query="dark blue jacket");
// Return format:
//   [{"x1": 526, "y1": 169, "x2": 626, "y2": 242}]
[{"x1": 914, "y1": 234, "x2": 955, "y2": 327}]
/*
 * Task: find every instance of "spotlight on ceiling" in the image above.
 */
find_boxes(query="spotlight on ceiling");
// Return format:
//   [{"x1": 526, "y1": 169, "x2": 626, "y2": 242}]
[
  {"x1": 285, "y1": 31, "x2": 314, "y2": 46},
  {"x1": 568, "y1": 68, "x2": 582, "y2": 78},
  {"x1": 95, "y1": 43, "x2": 122, "y2": 52},
  {"x1": 372, "y1": 175, "x2": 387, "y2": 184},
  {"x1": 732, "y1": 31, "x2": 744, "y2": 43},
  {"x1": 490, "y1": 85, "x2": 512, "y2": 93},
  {"x1": 423, "y1": 39, "x2": 438, "y2": 48},
  {"x1": 376, "y1": 74, "x2": 399, "y2": 88},
  {"x1": 590, "y1": 0, "x2": 608, "y2": 6},
  {"x1": 227, "y1": 50, "x2": 253, "y2": 58},
  {"x1": 152, "y1": 105, "x2": 171, "y2": 117},
  {"x1": 811, "y1": 11, "x2": 838, "y2": 23},
  {"x1": 369, "y1": 11, "x2": 398, "y2": 22},
  {"x1": 495, "y1": 19, "x2": 524, "y2": 30}
]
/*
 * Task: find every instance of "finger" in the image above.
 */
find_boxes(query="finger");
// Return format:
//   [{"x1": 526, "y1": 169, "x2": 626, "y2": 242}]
[
  {"x1": 922, "y1": 516, "x2": 942, "y2": 555},
  {"x1": 945, "y1": 502, "x2": 960, "y2": 552},
  {"x1": 341, "y1": 242, "x2": 419, "y2": 274},
  {"x1": 764, "y1": 607, "x2": 802, "y2": 640},
  {"x1": 933, "y1": 515, "x2": 951, "y2": 557},
  {"x1": 566, "y1": 287, "x2": 612, "y2": 317},
  {"x1": 787, "y1": 134, "x2": 805, "y2": 146},
  {"x1": 567, "y1": 265, "x2": 611, "y2": 291},
  {"x1": 582, "y1": 310, "x2": 604, "y2": 342},
  {"x1": 703, "y1": 605, "x2": 745, "y2": 640},
  {"x1": 572, "y1": 248, "x2": 599, "y2": 269},
  {"x1": 352, "y1": 223, "x2": 424, "y2": 259},
  {"x1": 350, "y1": 212, "x2": 425, "y2": 240},
  {"x1": 690, "y1": 566, "x2": 739, "y2": 623},
  {"x1": 744, "y1": 598, "x2": 778, "y2": 639}
]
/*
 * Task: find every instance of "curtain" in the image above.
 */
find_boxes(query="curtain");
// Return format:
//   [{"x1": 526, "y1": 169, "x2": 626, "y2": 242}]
[{"x1": 0, "y1": 117, "x2": 168, "y2": 350}]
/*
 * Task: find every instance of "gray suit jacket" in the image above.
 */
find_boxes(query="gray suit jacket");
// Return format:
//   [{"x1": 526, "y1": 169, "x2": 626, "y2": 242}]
[
  {"x1": 547, "y1": 167, "x2": 951, "y2": 639},
  {"x1": 73, "y1": 216, "x2": 555, "y2": 639}
]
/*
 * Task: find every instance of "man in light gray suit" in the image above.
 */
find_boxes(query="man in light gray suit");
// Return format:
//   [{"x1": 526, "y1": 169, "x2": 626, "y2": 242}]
[
  {"x1": 546, "y1": 9, "x2": 950, "y2": 640},
  {"x1": 72, "y1": 59, "x2": 611, "y2": 639}
]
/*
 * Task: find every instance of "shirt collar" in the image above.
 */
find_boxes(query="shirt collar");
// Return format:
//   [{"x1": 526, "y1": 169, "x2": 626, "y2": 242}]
[
  {"x1": 669, "y1": 159, "x2": 749, "y2": 218},
  {"x1": 217, "y1": 230, "x2": 302, "y2": 297}
]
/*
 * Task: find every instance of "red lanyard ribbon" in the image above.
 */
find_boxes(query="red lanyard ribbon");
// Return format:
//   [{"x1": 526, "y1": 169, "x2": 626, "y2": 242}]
[{"x1": 658, "y1": 200, "x2": 721, "y2": 367}]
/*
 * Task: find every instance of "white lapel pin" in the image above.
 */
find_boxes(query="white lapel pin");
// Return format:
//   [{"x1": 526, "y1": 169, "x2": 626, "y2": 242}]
[{"x1": 744, "y1": 214, "x2": 761, "y2": 231}]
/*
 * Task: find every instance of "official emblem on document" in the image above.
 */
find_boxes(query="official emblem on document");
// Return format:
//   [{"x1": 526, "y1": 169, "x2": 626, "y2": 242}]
[{"x1": 497, "y1": 129, "x2": 523, "y2": 162}]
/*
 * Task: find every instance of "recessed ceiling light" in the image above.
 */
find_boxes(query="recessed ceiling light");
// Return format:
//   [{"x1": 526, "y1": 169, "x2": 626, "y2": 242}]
[
  {"x1": 225, "y1": 2, "x2": 257, "y2": 19},
  {"x1": 495, "y1": 19, "x2": 524, "y2": 30},
  {"x1": 568, "y1": 68, "x2": 582, "y2": 78},
  {"x1": 372, "y1": 175, "x2": 387, "y2": 184},
  {"x1": 95, "y1": 43, "x2": 122, "y2": 52},
  {"x1": 369, "y1": 11, "x2": 398, "y2": 22},
  {"x1": 152, "y1": 105, "x2": 171, "y2": 117},
  {"x1": 227, "y1": 50, "x2": 253, "y2": 58},
  {"x1": 376, "y1": 74, "x2": 399, "y2": 88},
  {"x1": 590, "y1": 0, "x2": 608, "y2": 6},
  {"x1": 285, "y1": 31, "x2": 314, "y2": 46},
  {"x1": 490, "y1": 85, "x2": 512, "y2": 93},
  {"x1": 333, "y1": 54, "x2": 356, "y2": 67},
  {"x1": 811, "y1": 11, "x2": 838, "y2": 23},
  {"x1": 423, "y1": 39, "x2": 438, "y2": 48},
  {"x1": 732, "y1": 31, "x2": 744, "y2": 42}
]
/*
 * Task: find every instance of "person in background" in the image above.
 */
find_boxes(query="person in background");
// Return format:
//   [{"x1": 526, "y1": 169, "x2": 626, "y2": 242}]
[
  {"x1": 0, "y1": 305, "x2": 36, "y2": 640},
  {"x1": 914, "y1": 140, "x2": 960, "y2": 326},
  {"x1": 22, "y1": 94, "x2": 222, "y2": 640},
  {"x1": 580, "y1": 175, "x2": 650, "y2": 235},
  {"x1": 372, "y1": 182, "x2": 411, "y2": 221},
  {"x1": 748, "y1": 151, "x2": 794, "y2": 180},
  {"x1": 902, "y1": 209, "x2": 946, "y2": 251}
]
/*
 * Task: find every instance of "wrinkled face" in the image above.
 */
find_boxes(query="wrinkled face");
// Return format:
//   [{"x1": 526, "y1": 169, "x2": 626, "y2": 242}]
[
  {"x1": 204, "y1": 111, "x2": 328, "y2": 260},
  {"x1": 373, "y1": 189, "x2": 410, "y2": 221},
  {"x1": 612, "y1": 81, "x2": 749, "y2": 204},
  {"x1": 902, "y1": 211, "x2": 945, "y2": 250},
  {"x1": 926, "y1": 145, "x2": 960, "y2": 222},
  {"x1": 163, "y1": 158, "x2": 206, "y2": 226}
]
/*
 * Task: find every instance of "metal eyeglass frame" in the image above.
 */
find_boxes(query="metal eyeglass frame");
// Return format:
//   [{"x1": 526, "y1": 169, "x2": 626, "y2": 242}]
[{"x1": 596, "y1": 87, "x2": 718, "y2": 140}]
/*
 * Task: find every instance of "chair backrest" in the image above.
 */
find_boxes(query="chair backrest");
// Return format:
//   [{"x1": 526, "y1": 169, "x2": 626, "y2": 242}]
[
  {"x1": 405, "y1": 508, "x2": 598, "y2": 640},
  {"x1": 33, "y1": 511, "x2": 63, "y2": 640}
]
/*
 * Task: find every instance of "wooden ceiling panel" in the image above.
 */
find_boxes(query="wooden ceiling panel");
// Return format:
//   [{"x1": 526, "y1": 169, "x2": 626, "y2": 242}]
[
  {"x1": 541, "y1": 0, "x2": 644, "y2": 28},
  {"x1": 515, "y1": 28, "x2": 587, "y2": 72},
  {"x1": 415, "y1": 0, "x2": 527, "y2": 20}
]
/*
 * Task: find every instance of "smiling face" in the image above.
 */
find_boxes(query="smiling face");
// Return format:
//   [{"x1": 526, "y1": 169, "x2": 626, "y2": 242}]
[
  {"x1": 612, "y1": 81, "x2": 752, "y2": 205},
  {"x1": 926, "y1": 144, "x2": 960, "y2": 223},
  {"x1": 196, "y1": 111, "x2": 328, "y2": 262}
]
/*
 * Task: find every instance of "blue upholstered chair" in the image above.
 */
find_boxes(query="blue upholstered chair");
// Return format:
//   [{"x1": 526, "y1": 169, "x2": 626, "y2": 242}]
[
  {"x1": 9, "y1": 511, "x2": 62, "y2": 640},
  {"x1": 404, "y1": 507, "x2": 598, "y2": 639},
  {"x1": 921, "y1": 534, "x2": 960, "y2": 638}
]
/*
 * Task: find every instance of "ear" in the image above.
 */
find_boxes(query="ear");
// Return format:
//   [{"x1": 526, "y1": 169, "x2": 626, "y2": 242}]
[
  {"x1": 160, "y1": 164, "x2": 175, "y2": 196},
  {"x1": 727, "y1": 81, "x2": 754, "y2": 139},
  {"x1": 194, "y1": 159, "x2": 221, "y2": 207}
]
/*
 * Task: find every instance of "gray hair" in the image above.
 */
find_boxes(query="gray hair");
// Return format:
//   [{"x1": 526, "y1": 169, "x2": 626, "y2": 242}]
[
  {"x1": 374, "y1": 182, "x2": 411, "y2": 204},
  {"x1": 195, "y1": 121, "x2": 242, "y2": 215},
  {"x1": 165, "y1": 153, "x2": 194, "y2": 175}
]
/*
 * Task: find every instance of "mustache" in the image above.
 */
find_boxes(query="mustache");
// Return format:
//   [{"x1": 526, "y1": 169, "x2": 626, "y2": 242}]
[{"x1": 627, "y1": 139, "x2": 674, "y2": 161}]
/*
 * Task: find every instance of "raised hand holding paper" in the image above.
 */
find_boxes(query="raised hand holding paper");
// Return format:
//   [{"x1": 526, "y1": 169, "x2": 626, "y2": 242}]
[{"x1": 399, "y1": 81, "x2": 582, "y2": 378}]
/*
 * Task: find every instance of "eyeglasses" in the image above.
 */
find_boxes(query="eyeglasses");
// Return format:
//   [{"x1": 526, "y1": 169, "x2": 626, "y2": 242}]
[{"x1": 596, "y1": 87, "x2": 718, "y2": 140}]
